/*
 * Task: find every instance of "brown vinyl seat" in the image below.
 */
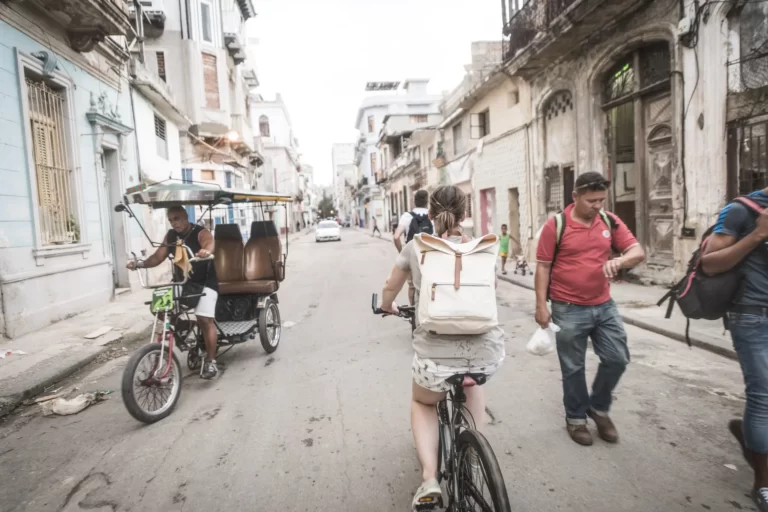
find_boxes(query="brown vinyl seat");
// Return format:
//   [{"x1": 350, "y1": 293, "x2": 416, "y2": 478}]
[
  {"x1": 213, "y1": 224, "x2": 246, "y2": 295},
  {"x1": 245, "y1": 221, "x2": 283, "y2": 281},
  {"x1": 215, "y1": 221, "x2": 283, "y2": 296}
]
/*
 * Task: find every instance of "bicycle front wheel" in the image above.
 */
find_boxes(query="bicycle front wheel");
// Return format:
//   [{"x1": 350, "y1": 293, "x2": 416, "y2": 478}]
[{"x1": 454, "y1": 429, "x2": 511, "y2": 511}]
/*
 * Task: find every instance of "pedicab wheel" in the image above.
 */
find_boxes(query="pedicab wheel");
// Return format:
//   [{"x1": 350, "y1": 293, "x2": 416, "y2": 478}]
[
  {"x1": 258, "y1": 300, "x2": 281, "y2": 354},
  {"x1": 122, "y1": 344, "x2": 183, "y2": 424}
]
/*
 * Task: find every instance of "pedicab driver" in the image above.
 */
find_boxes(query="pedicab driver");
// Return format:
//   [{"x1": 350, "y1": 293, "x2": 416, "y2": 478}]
[{"x1": 127, "y1": 206, "x2": 221, "y2": 379}]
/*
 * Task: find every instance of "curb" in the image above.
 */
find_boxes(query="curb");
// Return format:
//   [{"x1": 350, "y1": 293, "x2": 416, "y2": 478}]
[
  {"x1": 0, "y1": 322, "x2": 154, "y2": 419},
  {"x1": 496, "y1": 274, "x2": 737, "y2": 361}
]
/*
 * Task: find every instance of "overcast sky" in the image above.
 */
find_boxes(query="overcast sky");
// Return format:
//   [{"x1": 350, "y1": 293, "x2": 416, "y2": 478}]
[{"x1": 247, "y1": 0, "x2": 501, "y2": 185}]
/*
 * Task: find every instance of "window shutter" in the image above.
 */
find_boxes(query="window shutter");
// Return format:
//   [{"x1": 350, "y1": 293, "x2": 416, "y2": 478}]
[
  {"x1": 202, "y1": 54, "x2": 220, "y2": 109},
  {"x1": 470, "y1": 113, "x2": 482, "y2": 139}
]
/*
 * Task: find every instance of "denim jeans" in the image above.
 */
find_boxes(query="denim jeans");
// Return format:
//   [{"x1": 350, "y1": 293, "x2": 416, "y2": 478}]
[
  {"x1": 730, "y1": 312, "x2": 768, "y2": 454},
  {"x1": 551, "y1": 299, "x2": 630, "y2": 424}
]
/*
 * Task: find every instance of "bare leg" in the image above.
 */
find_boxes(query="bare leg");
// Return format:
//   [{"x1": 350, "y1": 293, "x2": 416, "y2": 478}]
[
  {"x1": 463, "y1": 384, "x2": 486, "y2": 433},
  {"x1": 411, "y1": 382, "x2": 446, "y2": 482},
  {"x1": 197, "y1": 316, "x2": 218, "y2": 360},
  {"x1": 501, "y1": 256, "x2": 507, "y2": 273}
]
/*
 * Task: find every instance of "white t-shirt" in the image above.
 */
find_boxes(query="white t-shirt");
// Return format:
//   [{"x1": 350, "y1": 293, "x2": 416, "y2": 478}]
[{"x1": 397, "y1": 207, "x2": 433, "y2": 239}]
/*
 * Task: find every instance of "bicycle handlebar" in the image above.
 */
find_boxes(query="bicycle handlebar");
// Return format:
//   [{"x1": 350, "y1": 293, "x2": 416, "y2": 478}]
[{"x1": 130, "y1": 245, "x2": 215, "y2": 289}]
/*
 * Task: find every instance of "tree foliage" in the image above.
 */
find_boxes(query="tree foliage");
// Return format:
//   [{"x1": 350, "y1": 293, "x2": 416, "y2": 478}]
[{"x1": 318, "y1": 193, "x2": 335, "y2": 219}]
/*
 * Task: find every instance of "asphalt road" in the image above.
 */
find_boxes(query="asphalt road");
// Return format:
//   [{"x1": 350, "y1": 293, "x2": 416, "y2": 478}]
[{"x1": 0, "y1": 229, "x2": 755, "y2": 512}]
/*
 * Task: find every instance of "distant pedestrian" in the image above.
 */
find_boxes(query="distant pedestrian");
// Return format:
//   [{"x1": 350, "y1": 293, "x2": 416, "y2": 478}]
[
  {"x1": 499, "y1": 224, "x2": 510, "y2": 275},
  {"x1": 702, "y1": 186, "x2": 768, "y2": 512},
  {"x1": 535, "y1": 172, "x2": 645, "y2": 446},
  {"x1": 372, "y1": 217, "x2": 381, "y2": 237},
  {"x1": 394, "y1": 190, "x2": 434, "y2": 305}
]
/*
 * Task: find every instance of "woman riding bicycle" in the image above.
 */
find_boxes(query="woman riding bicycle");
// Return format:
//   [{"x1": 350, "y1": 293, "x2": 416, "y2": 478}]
[{"x1": 379, "y1": 185, "x2": 506, "y2": 509}]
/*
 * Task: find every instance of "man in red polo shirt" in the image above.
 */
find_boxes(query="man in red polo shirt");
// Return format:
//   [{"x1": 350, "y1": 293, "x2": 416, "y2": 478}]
[{"x1": 535, "y1": 172, "x2": 645, "y2": 446}]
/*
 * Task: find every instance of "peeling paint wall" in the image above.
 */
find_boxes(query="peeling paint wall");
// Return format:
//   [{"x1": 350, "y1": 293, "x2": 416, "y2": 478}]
[{"x1": 518, "y1": 0, "x2": 734, "y2": 281}]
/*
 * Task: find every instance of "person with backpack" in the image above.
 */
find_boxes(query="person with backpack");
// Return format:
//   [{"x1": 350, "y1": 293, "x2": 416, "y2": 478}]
[
  {"x1": 700, "y1": 187, "x2": 768, "y2": 511},
  {"x1": 378, "y1": 185, "x2": 504, "y2": 509},
  {"x1": 394, "y1": 190, "x2": 434, "y2": 305},
  {"x1": 535, "y1": 172, "x2": 645, "y2": 446}
]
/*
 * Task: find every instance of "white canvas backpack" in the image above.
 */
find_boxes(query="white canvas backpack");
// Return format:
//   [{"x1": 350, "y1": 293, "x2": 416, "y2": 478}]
[{"x1": 413, "y1": 233, "x2": 500, "y2": 335}]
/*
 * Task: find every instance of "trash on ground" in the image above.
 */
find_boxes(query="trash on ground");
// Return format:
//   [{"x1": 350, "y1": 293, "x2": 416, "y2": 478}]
[
  {"x1": 283, "y1": 321, "x2": 297, "y2": 329},
  {"x1": 0, "y1": 349, "x2": 28, "y2": 359},
  {"x1": 526, "y1": 323, "x2": 561, "y2": 356},
  {"x1": 39, "y1": 391, "x2": 109, "y2": 416},
  {"x1": 84, "y1": 326, "x2": 113, "y2": 339},
  {"x1": 724, "y1": 463, "x2": 738, "y2": 471}
]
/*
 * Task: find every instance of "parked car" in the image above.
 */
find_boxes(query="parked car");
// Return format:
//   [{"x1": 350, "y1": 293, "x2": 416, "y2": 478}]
[{"x1": 316, "y1": 220, "x2": 341, "y2": 242}]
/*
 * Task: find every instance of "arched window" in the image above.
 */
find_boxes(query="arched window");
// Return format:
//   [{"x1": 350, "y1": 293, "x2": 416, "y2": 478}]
[{"x1": 259, "y1": 115, "x2": 270, "y2": 137}]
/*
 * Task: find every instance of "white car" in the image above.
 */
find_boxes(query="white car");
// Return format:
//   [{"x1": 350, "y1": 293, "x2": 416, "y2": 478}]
[{"x1": 316, "y1": 220, "x2": 341, "y2": 242}]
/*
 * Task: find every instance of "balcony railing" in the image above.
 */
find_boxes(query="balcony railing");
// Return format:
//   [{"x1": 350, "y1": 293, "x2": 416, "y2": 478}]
[{"x1": 502, "y1": 0, "x2": 578, "y2": 61}]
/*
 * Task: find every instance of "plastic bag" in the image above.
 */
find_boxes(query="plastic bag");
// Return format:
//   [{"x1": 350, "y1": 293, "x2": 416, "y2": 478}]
[{"x1": 526, "y1": 323, "x2": 561, "y2": 356}]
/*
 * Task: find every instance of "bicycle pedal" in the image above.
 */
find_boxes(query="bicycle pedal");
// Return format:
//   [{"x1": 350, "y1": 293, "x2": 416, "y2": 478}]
[{"x1": 414, "y1": 496, "x2": 443, "y2": 511}]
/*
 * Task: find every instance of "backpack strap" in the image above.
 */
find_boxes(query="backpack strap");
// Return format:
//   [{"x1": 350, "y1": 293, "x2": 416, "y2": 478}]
[{"x1": 733, "y1": 196, "x2": 764, "y2": 214}]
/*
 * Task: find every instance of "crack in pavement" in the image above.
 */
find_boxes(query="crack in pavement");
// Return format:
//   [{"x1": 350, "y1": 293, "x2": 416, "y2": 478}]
[
  {"x1": 138, "y1": 426, "x2": 187, "y2": 505},
  {"x1": 335, "y1": 380, "x2": 352, "y2": 501}
]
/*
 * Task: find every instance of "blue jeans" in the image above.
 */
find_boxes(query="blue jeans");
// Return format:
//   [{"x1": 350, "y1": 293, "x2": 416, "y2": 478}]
[
  {"x1": 730, "y1": 312, "x2": 768, "y2": 454},
  {"x1": 551, "y1": 300, "x2": 630, "y2": 423}
]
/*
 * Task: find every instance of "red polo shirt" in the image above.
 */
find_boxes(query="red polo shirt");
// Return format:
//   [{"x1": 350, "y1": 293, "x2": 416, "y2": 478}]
[{"x1": 536, "y1": 205, "x2": 638, "y2": 306}]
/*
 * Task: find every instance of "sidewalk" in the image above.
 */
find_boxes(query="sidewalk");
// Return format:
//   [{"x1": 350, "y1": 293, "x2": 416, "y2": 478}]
[
  {"x1": 365, "y1": 229, "x2": 734, "y2": 360},
  {"x1": 0, "y1": 289, "x2": 154, "y2": 417}
]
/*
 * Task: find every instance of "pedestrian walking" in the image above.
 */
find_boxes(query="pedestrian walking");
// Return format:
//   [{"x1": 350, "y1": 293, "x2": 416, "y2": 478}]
[
  {"x1": 534, "y1": 172, "x2": 645, "y2": 446},
  {"x1": 499, "y1": 224, "x2": 510, "y2": 275},
  {"x1": 372, "y1": 217, "x2": 382, "y2": 237},
  {"x1": 702, "y1": 186, "x2": 768, "y2": 512},
  {"x1": 394, "y1": 190, "x2": 434, "y2": 305}
]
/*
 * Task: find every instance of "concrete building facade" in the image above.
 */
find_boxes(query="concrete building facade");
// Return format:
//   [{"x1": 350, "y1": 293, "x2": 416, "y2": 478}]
[{"x1": 0, "y1": 1, "x2": 142, "y2": 338}]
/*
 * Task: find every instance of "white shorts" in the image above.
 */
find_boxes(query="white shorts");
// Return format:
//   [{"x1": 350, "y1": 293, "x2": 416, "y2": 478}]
[
  {"x1": 412, "y1": 354, "x2": 502, "y2": 393},
  {"x1": 191, "y1": 286, "x2": 218, "y2": 318}
]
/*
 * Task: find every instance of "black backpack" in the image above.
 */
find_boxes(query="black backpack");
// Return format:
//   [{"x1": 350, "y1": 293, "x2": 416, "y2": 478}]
[
  {"x1": 657, "y1": 196, "x2": 765, "y2": 345},
  {"x1": 406, "y1": 211, "x2": 433, "y2": 243}
]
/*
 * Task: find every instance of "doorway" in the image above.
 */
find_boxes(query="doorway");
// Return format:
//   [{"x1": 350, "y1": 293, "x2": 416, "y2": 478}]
[
  {"x1": 102, "y1": 148, "x2": 129, "y2": 289},
  {"x1": 507, "y1": 188, "x2": 521, "y2": 255},
  {"x1": 602, "y1": 42, "x2": 672, "y2": 266},
  {"x1": 479, "y1": 188, "x2": 496, "y2": 236}
]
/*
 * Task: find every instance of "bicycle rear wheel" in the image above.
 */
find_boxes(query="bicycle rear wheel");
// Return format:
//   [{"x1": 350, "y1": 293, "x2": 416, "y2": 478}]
[{"x1": 454, "y1": 429, "x2": 511, "y2": 511}]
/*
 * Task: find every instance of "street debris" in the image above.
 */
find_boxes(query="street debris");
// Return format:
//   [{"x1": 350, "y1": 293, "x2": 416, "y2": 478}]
[
  {"x1": 39, "y1": 391, "x2": 110, "y2": 416},
  {"x1": 283, "y1": 321, "x2": 297, "y2": 329},
  {"x1": 84, "y1": 326, "x2": 113, "y2": 339},
  {"x1": 0, "y1": 349, "x2": 28, "y2": 360},
  {"x1": 724, "y1": 464, "x2": 738, "y2": 471}
]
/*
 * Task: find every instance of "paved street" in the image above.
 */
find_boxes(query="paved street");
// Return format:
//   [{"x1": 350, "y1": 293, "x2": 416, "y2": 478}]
[{"x1": 0, "y1": 229, "x2": 754, "y2": 512}]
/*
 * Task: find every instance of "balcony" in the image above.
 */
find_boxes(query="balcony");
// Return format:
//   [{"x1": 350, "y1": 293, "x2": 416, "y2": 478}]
[
  {"x1": 224, "y1": 33, "x2": 246, "y2": 65},
  {"x1": 230, "y1": 114, "x2": 255, "y2": 155},
  {"x1": 128, "y1": 0, "x2": 166, "y2": 38},
  {"x1": 501, "y1": 0, "x2": 651, "y2": 78},
  {"x1": 27, "y1": 0, "x2": 134, "y2": 52},
  {"x1": 129, "y1": 56, "x2": 189, "y2": 127},
  {"x1": 384, "y1": 146, "x2": 421, "y2": 182},
  {"x1": 378, "y1": 114, "x2": 443, "y2": 144}
]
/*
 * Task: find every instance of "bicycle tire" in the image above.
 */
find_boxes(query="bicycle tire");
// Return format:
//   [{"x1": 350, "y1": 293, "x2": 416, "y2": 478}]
[
  {"x1": 455, "y1": 429, "x2": 511, "y2": 511},
  {"x1": 122, "y1": 344, "x2": 183, "y2": 424}
]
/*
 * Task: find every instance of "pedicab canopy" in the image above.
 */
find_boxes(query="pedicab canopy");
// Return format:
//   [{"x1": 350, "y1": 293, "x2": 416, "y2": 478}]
[{"x1": 123, "y1": 182, "x2": 293, "y2": 208}]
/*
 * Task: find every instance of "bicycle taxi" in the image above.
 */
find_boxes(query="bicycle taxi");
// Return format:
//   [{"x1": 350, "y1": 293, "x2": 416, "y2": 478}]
[{"x1": 114, "y1": 181, "x2": 293, "y2": 423}]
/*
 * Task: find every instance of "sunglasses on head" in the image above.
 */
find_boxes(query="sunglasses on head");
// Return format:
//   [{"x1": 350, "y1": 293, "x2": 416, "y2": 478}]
[{"x1": 575, "y1": 180, "x2": 611, "y2": 191}]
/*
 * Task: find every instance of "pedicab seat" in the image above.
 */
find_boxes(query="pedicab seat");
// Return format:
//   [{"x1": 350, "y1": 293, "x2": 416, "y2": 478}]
[{"x1": 214, "y1": 221, "x2": 283, "y2": 296}]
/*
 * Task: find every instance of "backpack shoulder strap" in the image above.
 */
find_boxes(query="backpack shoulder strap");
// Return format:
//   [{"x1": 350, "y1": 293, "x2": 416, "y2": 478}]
[
  {"x1": 554, "y1": 213, "x2": 566, "y2": 247},
  {"x1": 599, "y1": 210, "x2": 618, "y2": 230},
  {"x1": 734, "y1": 196, "x2": 765, "y2": 214}
]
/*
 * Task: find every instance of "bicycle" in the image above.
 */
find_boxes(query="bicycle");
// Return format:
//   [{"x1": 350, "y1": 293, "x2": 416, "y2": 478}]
[
  {"x1": 372, "y1": 293, "x2": 511, "y2": 511},
  {"x1": 121, "y1": 245, "x2": 213, "y2": 424}
]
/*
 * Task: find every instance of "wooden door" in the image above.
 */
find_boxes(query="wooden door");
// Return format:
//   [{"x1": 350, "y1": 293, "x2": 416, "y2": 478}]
[
  {"x1": 480, "y1": 188, "x2": 496, "y2": 235},
  {"x1": 643, "y1": 93, "x2": 674, "y2": 265}
]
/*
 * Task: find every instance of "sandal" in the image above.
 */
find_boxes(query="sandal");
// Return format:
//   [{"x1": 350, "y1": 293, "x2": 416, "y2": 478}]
[{"x1": 412, "y1": 478, "x2": 443, "y2": 510}]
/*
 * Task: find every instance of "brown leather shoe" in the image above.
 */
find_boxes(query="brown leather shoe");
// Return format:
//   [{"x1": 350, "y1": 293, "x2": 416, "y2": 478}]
[
  {"x1": 567, "y1": 423, "x2": 593, "y2": 446},
  {"x1": 587, "y1": 409, "x2": 619, "y2": 443}
]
